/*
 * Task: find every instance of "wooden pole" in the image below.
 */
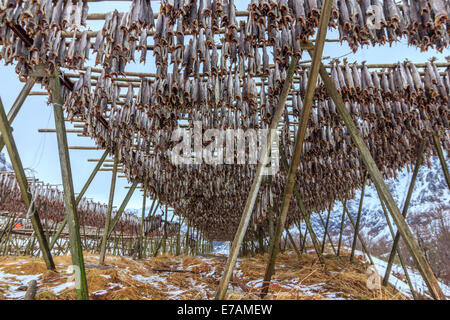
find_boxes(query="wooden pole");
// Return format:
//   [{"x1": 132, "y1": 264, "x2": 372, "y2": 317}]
[
  {"x1": 49, "y1": 149, "x2": 109, "y2": 250},
  {"x1": 24, "y1": 280, "x2": 37, "y2": 300},
  {"x1": 343, "y1": 205, "x2": 374, "y2": 265},
  {"x1": 383, "y1": 139, "x2": 427, "y2": 286},
  {"x1": 162, "y1": 205, "x2": 168, "y2": 254},
  {"x1": 350, "y1": 179, "x2": 366, "y2": 262},
  {"x1": 320, "y1": 208, "x2": 336, "y2": 254},
  {"x1": 316, "y1": 60, "x2": 445, "y2": 299},
  {"x1": 49, "y1": 72, "x2": 88, "y2": 299},
  {"x1": 99, "y1": 150, "x2": 119, "y2": 265},
  {"x1": 214, "y1": 56, "x2": 300, "y2": 300},
  {"x1": 138, "y1": 182, "x2": 147, "y2": 259},
  {"x1": 286, "y1": 228, "x2": 302, "y2": 259},
  {"x1": 257, "y1": 226, "x2": 265, "y2": 254},
  {"x1": 0, "y1": 97, "x2": 55, "y2": 270},
  {"x1": 376, "y1": 187, "x2": 418, "y2": 300},
  {"x1": 107, "y1": 181, "x2": 138, "y2": 239},
  {"x1": 0, "y1": 78, "x2": 35, "y2": 152},
  {"x1": 279, "y1": 146, "x2": 324, "y2": 262},
  {"x1": 337, "y1": 198, "x2": 347, "y2": 256},
  {"x1": 260, "y1": 0, "x2": 332, "y2": 298},
  {"x1": 432, "y1": 135, "x2": 450, "y2": 190}
]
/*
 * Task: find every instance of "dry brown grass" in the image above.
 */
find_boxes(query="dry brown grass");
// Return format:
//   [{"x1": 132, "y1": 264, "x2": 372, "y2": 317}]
[
  {"x1": 0, "y1": 250, "x2": 407, "y2": 300},
  {"x1": 226, "y1": 250, "x2": 407, "y2": 300}
]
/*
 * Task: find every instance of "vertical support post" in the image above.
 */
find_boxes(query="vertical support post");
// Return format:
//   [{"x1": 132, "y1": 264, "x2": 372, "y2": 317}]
[
  {"x1": 99, "y1": 150, "x2": 119, "y2": 265},
  {"x1": 0, "y1": 78, "x2": 36, "y2": 152},
  {"x1": 0, "y1": 98, "x2": 55, "y2": 270},
  {"x1": 279, "y1": 146, "x2": 324, "y2": 262},
  {"x1": 344, "y1": 205, "x2": 374, "y2": 265},
  {"x1": 49, "y1": 149, "x2": 109, "y2": 250},
  {"x1": 376, "y1": 187, "x2": 418, "y2": 300},
  {"x1": 138, "y1": 182, "x2": 147, "y2": 259},
  {"x1": 320, "y1": 208, "x2": 334, "y2": 254},
  {"x1": 286, "y1": 228, "x2": 301, "y2": 258},
  {"x1": 257, "y1": 226, "x2": 265, "y2": 254},
  {"x1": 383, "y1": 139, "x2": 426, "y2": 286},
  {"x1": 316, "y1": 61, "x2": 445, "y2": 299},
  {"x1": 337, "y1": 198, "x2": 347, "y2": 256},
  {"x1": 215, "y1": 54, "x2": 300, "y2": 300},
  {"x1": 49, "y1": 72, "x2": 88, "y2": 299},
  {"x1": 162, "y1": 205, "x2": 168, "y2": 254},
  {"x1": 260, "y1": 0, "x2": 333, "y2": 298},
  {"x1": 267, "y1": 205, "x2": 275, "y2": 253},
  {"x1": 300, "y1": 227, "x2": 308, "y2": 253},
  {"x1": 107, "y1": 181, "x2": 138, "y2": 239},
  {"x1": 350, "y1": 180, "x2": 366, "y2": 262},
  {"x1": 432, "y1": 135, "x2": 450, "y2": 190}
]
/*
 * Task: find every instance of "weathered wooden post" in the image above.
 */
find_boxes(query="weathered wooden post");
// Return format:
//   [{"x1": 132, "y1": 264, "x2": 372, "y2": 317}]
[
  {"x1": 139, "y1": 182, "x2": 147, "y2": 259},
  {"x1": 350, "y1": 179, "x2": 366, "y2": 262},
  {"x1": 106, "y1": 181, "x2": 138, "y2": 239},
  {"x1": 320, "y1": 209, "x2": 332, "y2": 254},
  {"x1": 337, "y1": 198, "x2": 347, "y2": 256},
  {"x1": 99, "y1": 150, "x2": 119, "y2": 265},
  {"x1": 343, "y1": 205, "x2": 374, "y2": 265},
  {"x1": 162, "y1": 205, "x2": 168, "y2": 254},
  {"x1": 279, "y1": 146, "x2": 324, "y2": 262},
  {"x1": 214, "y1": 50, "x2": 302, "y2": 299},
  {"x1": 260, "y1": 1, "x2": 333, "y2": 298},
  {"x1": 383, "y1": 139, "x2": 426, "y2": 286},
  {"x1": 49, "y1": 72, "x2": 88, "y2": 299},
  {"x1": 375, "y1": 187, "x2": 418, "y2": 300}
]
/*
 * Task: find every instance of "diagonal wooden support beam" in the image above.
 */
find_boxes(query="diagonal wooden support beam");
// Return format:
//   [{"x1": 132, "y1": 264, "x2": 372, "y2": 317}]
[
  {"x1": 343, "y1": 204, "x2": 374, "y2": 265},
  {"x1": 0, "y1": 97, "x2": 55, "y2": 271},
  {"x1": 99, "y1": 150, "x2": 119, "y2": 265},
  {"x1": 49, "y1": 149, "x2": 109, "y2": 250},
  {"x1": 432, "y1": 135, "x2": 450, "y2": 190},
  {"x1": 320, "y1": 208, "x2": 336, "y2": 255},
  {"x1": 375, "y1": 186, "x2": 418, "y2": 300},
  {"x1": 107, "y1": 181, "x2": 138, "y2": 239},
  {"x1": 383, "y1": 139, "x2": 426, "y2": 286},
  {"x1": 279, "y1": 146, "x2": 324, "y2": 263},
  {"x1": 138, "y1": 181, "x2": 147, "y2": 259},
  {"x1": 315, "y1": 61, "x2": 445, "y2": 299},
  {"x1": 0, "y1": 78, "x2": 36, "y2": 152},
  {"x1": 337, "y1": 198, "x2": 347, "y2": 256},
  {"x1": 260, "y1": 0, "x2": 333, "y2": 298},
  {"x1": 350, "y1": 179, "x2": 366, "y2": 262},
  {"x1": 286, "y1": 228, "x2": 302, "y2": 258},
  {"x1": 214, "y1": 55, "x2": 299, "y2": 300},
  {"x1": 49, "y1": 72, "x2": 88, "y2": 299}
]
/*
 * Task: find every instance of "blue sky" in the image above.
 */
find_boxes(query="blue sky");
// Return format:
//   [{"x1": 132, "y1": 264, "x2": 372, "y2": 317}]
[{"x1": 0, "y1": 1, "x2": 448, "y2": 211}]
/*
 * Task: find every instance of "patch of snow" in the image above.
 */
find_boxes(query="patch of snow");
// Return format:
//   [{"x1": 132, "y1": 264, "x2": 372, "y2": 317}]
[{"x1": 0, "y1": 270, "x2": 40, "y2": 299}]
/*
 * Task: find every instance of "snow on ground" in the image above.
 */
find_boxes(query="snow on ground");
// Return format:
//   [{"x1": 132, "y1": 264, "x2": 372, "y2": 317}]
[
  {"x1": 1, "y1": 250, "x2": 447, "y2": 300},
  {"x1": 0, "y1": 269, "x2": 40, "y2": 299},
  {"x1": 371, "y1": 255, "x2": 450, "y2": 299}
]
